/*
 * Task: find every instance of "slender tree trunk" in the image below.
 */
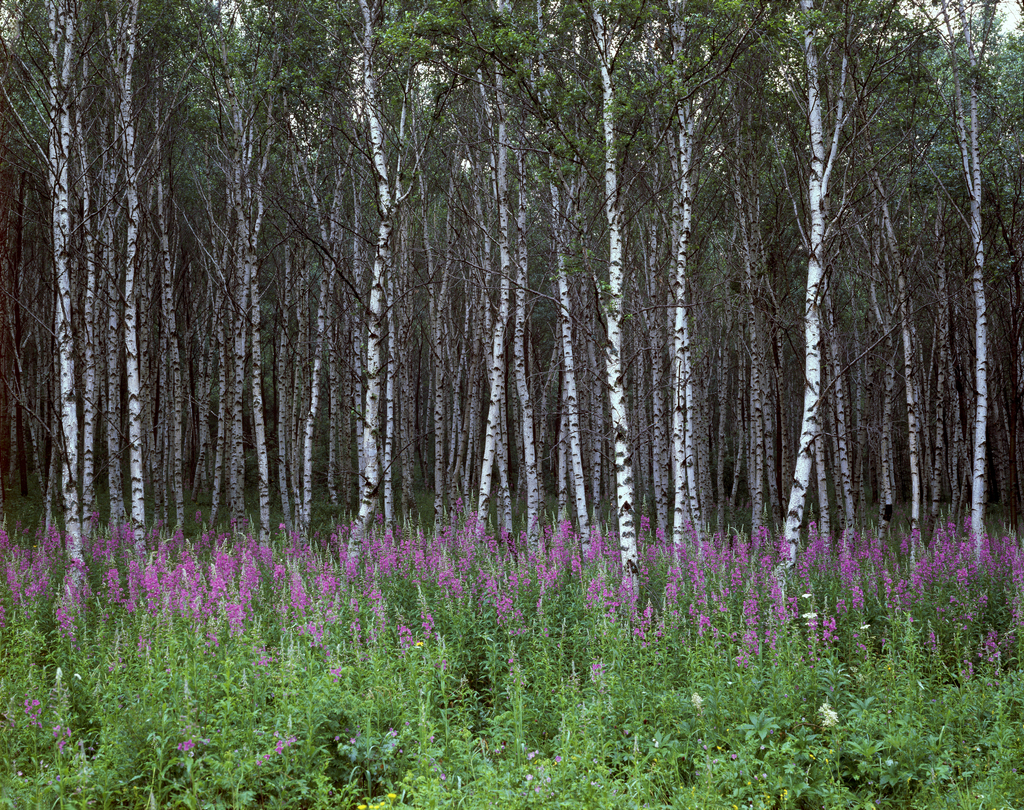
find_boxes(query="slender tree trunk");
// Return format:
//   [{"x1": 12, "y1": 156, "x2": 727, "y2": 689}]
[
  {"x1": 211, "y1": 303, "x2": 228, "y2": 526},
  {"x1": 940, "y1": 0, "x2": 988, "y2": 547},
  {"x1": 301, "y1": 270, "x2": 330, "y2": 533},
  {"x1": 593, "y1": 1, "x2": 638, "y2": 577},
  {"x1": 875, "y1": 174, "x2": 922, "y2": 534},
  {"x1": 826, "y1": 297, "x2": 855, "y2": 534},
  {"x1": 425, "y1": 177, "x2": 447, "y2": 526},
  {"x1": 156, "y1": 170, "x2": 185, "y2": 526},
  {"x1": 74, "y1": 95, "x2": 98, "y2": 521},
  {"x1": 106, "y1": 200, "x2": 125, "y2": 522},
  {"x1": 249, "y1": 257, "x2": 270, "y2": 538},
  {"x1": 716, "y1": 336, "x2": 728, "y2": 531},
  {"x1": 276, "y1": 245, "x2": 293, "y2": 526},
  {"x1": 514, "y1": 151, "x2": 541, "y2": 548},
  {"x1": 49, "y1": 0, "x2": 81, "y2": 565},
  {"x1": 191, "y1": 288, "x2": 212, "y2": 503},
  {"x1": 328, "y1": 318, "x2": 340, "y2": 505},
  {"x1": 647, "y1": 226, "x2": 671, "y2": 534},
  {"x1": 670, "y1": 103, "x2": 700, "y2": 549},
  {"x1": 356, "y1": 0, "x2": 400, "y2": 540},
  {"x1": 476, "y1": 99, "x2": 512, "y2": 525},
  {"x1": 552, "y1": 178, "x2": 590, "y2": 540},
  {"x1": 783, "y1": 0, "x2": 845, "y2": 567},
  {"x1": 109, "y1": 0, "x2": 146, "y2": 543},
  {"x1": 736, "y1": 181, "x2": 765, "y2": 536},
  {"x1": 815, "y1": 431, "x2": 831, "y2": 540},
  {"x1": 383, "y1": 272, "x2": 397, "y2": 524}
]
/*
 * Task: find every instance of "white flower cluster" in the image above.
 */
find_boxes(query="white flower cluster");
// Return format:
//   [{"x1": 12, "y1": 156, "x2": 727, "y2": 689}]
[
  {"x1": 691, "y1": 693, "x2": 704, "y2": 714},
  {"x1": 818, "y1": 702, "x2": 839, "y2": 728}
]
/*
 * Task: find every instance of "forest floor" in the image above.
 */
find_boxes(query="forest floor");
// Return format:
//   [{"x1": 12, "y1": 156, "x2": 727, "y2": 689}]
[{"x1": 1, "y1": 504, "x2": 1023, "y2": 809}]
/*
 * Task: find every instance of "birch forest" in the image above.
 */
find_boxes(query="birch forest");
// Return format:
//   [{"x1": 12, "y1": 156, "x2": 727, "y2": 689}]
[{"x1": 1, "y1": 0, "x2": 1023, "y2": 563}]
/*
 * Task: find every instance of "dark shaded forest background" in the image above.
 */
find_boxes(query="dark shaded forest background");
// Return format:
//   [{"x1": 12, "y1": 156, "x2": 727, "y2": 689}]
[{"x1": 1, "y1": 0, "x2": 1022, "y2": 547}]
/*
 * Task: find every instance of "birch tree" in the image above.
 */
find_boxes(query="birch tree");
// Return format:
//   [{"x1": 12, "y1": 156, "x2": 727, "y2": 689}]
[
  {"x1": 668, "y1": 0, "x2": 701, "y2": 550},
  {"x1": 73, "y1": 63, "x2": 100, "y2": 521},
  {"x1": 782, "y1": 0, "x2": 848, "y2": 567},
  {"x1": 48, "y1": 0, "x2": 82, "y2": 565},
  {"x1": 476, "y1": 22, "x2": 514, "y2": 524},
  {"x1": 592, "y1": 0, "x2": 638, "y2": 576},
  {"x1": 938, "y1": 0, "x2": 990, "y2": 548},
  {"x1": 356, "y1": 0, "x2": 409, "y2": 542},
  {"x1": 514, "y1": 150, "x2": 541, "y2": 548},
  {"x1": 875, "y1": 171, "x2": 923, "y2": 533},
  {"x1": 109, "y1": 0, "x2": 147, "y2": 543}
]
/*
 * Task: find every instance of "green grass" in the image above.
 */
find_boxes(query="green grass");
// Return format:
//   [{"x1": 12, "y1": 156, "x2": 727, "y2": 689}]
[{"x1": 0, "y1": 509, "x2": 1022, "y2": 809}]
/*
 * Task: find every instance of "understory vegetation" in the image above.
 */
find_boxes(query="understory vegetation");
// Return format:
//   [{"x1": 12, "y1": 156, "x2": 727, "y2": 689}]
[{"x1": 1, "y1": 510, "x2": 1023, "y2": 809}]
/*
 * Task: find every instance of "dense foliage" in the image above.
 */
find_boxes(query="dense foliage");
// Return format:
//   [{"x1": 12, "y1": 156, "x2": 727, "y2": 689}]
[
  {"x1": 1, "y1": 0, "x2": 1023, "y2": 544},
  {"x1": 2, "y1": 514, "x2": 1023, "y2": 808}
]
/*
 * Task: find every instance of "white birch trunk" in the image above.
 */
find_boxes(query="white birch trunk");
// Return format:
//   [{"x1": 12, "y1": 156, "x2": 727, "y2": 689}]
[
  {"x1": 277, "y1": 245, "x2": 294, "y2": 526},
  {"x1": 881, "y1": 361, "x2": 895, "y2": 535},
  {"x1": 670, "y1": 105, "x2": 700, "y2": 549},
  {"x1": 931, "y1": 202, "x2": 949, "y2": 524},
  {"x1": 698, "y1": 361, "x2": 712, "y2": 521},
  {"x1": 648, "y1": 228, "x2": 670, "y2": 533},
  {"x1": 587, "y1": 332, "x2": 603, "y2": 513},
  {"x1": 114, "y1": 0, "x2": 146, "y2": 543},
  {"x1": 552, "y1": 178, "x2": 590, "y2": 540},
  {"x1": 730, "y1": 390, "x2": 744, "y2": 513},
  {"x1": 383, "y1": 277, "x2": 397, "y2": 524},
  {"x1": 463, "y1": 324, "x2": 484, "y2": 497},
  {"x1": 191, "y1": 288, "x2": 212, "y2": 503},
  {"x1": 783, "y1": 0, "x2": 845, "y2": 567},
  {"x1": 514, "y1": 150, "x2": 541, "y2": 548},
  {"x1": 301, "y1": 270, "x2": 330, "y2": 533},
  {"x1": 105, "y1": 176, "x2": 125, "y2": 522},
  {"x1": 477, "y1": 73, "x2": 513, "y2": 523},
  {"x1": 876, "y1": 176, "x2": 922, "y2": 533},
  {"x1": 327, "y1": 338, "x2": 339, "y2": 505},
  {"x1": 241, "y1": 135, "x2": 271, "y2": 536},
  {"x1": 594, "y1": 2, "x2": 638, "y2": 577},
  {"x1": 49, "y1": 0, "x2": 81, "y2": 564},
  {"x1": 328, "y1": 281, "x2": 340, "y2": 506},
  {"x1": 399, "y1": 292, "x2": 416, "y2": 517},
  {"x1": 716, "y1": 337, "x2": 728, "y2": 531},
  {"x1": 425, "y1": 177, "x2": 447, "y2": 525},
  {"x1": 211, "y1": 306, "x2": 228, "y2": 525},
  {"x1": 668, "y1": 0, "x2": 701, "y2": 548},
  {"x1": 156, "y1": 170, "x2": 185, "y2": 526},
  {"x1": 356, "y1": 0, "x2": 401, "y2": 540},
  {"x1": 497, "y1": 400, "x2": 513, "y2": 534},
  {"x1": 292, "y1": 255, "x2": 308, "y2": 527},
  {"x1": 867, "y1": 275, "x2": 895, "y2": 537},
  {"x1": 74, "y1": 94, "x2": 98, "y2": 521},
  {"x1": 249, "y1": 258, "x2": 270, "y2": 538},
  {"x1": 826, "y1": 298, "x2": 855, "y2": 533},
  {"x1": 947, "y1": 0, "x2": 988, "y2": 545},
  {"x1": 735, "y1": 182, "x2": 766, "y2": 536},
  {"x1": 852, "y1": 323, "x2": 867, "y2": 513},
  {"x1": 226, "y1": 161, "x2": 248, "y2": 523},
  {"x1": 814, "y1": 432, "x2": 830, "y2": 540}
]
